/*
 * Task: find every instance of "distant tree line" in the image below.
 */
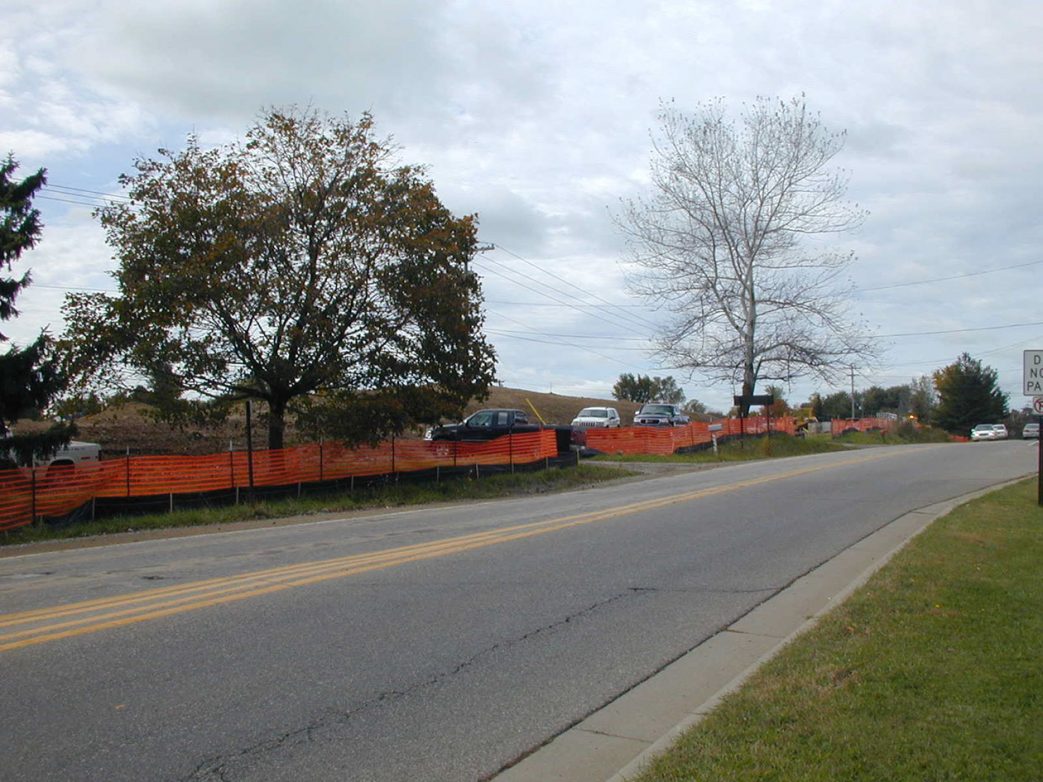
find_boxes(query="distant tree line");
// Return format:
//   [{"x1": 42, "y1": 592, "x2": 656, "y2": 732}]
[{"x1": 612, "y1": 351, "x2": 1010, "y2": 436}]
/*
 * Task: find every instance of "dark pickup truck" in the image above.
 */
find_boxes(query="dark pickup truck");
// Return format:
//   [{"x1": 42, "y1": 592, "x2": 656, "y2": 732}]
[
  {"x1": 633, "y1": 402, "x2": 689, "y2": 427},
  {"x1": 426, "y1": 408, "x2": 573, "y2": 453},
  {"x1": 426, "y1": 409, "x2": 542, "y2": 441}
]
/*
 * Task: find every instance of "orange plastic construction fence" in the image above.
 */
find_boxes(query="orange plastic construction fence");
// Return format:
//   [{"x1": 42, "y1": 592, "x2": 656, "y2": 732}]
[
  {"x1": 0, "y1": 431, "x2": 559, "y2": 533},
  {"x1": 586, "y1": 416, "x2": 796, "y2": 455}
]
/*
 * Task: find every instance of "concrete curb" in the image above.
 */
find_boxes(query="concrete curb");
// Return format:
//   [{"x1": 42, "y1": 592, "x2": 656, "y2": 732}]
[{"x1": 494, "y1": 480, "x2": 1021, "y2": 782}]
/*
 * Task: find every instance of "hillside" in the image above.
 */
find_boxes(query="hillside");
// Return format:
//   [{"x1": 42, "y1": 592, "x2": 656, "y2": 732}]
[
  {"x1": 71, "y1": 389, "x2": 640, "y2": 457},
  {"x1": 476, "y1": 387, "x2": 641, "y2": 427}
]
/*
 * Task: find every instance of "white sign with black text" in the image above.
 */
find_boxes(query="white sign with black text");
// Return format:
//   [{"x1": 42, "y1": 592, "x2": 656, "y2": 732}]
[{"x1": 1024, "y1": 350, "x2": 1043, "y2": 396}]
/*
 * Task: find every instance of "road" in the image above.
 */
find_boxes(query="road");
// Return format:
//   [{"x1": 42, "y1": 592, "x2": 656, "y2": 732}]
[{"x1": 0, "y1": 441, "x2": 1035, "y2": 781}]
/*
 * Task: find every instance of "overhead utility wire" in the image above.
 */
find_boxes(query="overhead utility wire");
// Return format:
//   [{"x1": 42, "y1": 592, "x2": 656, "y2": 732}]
[
  {"x1": 486, "y1": 242, "x2": 662, "y2": 331},
  {"x1": 37, "y1": 195, "x2": 110, "y2": 209},
  {"x1": 485, "y1": 309, "x2": 652, "y2": 371},
  {"x1": 47, "y1": 183, "x2": 131, "y2": 201},
  {"x1": 484, "y1": 329, "x2": 639, "y2": 371},
  {"x1": 857, "y1": 259, "x2": 1043, "y2": 292},
  {"x1": 875, "y1": 319, "x2": 1043, "y2": 338},
  {"x1": 487, "y1": 326, "x2": 651, "y2": 343},
  {"x1": 33, "y1": 283, "x2": 115, "y2": 294},
  {"x1": 472, "y1": 255, "x2": 657, "y2": 338}
]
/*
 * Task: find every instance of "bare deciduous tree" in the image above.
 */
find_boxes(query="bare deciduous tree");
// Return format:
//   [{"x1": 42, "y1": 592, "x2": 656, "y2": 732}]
[{"x1": 619, "y1": 96, "x2": 875, "y2": 410}]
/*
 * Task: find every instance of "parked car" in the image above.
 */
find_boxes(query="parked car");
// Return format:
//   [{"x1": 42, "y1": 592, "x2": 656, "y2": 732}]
[
  {"x1": 425, "y1": 409, "x2": 542, "y2": 441},
  {"x1": 1022, "y1": 421, "x2": 1040, "y2": 439},
  {"x1": 633, "y1": 403, "x2": 689, "y2": 427},
  {"x1": 970, "y1": 423, "x2": 1006, "y2": 441},
  {"x1": 1, "y1": 436, "x2": 100, "y2": 469},
  {"x1": 570, "y1": 407, "x2": 621, "y2": 429}
]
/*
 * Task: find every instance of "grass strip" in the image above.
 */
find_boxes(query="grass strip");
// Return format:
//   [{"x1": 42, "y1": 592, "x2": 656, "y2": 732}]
[
  {"x1": 2, "y1": 464, "x2": 636, "y2": 547},
  {"x1": 632, "y1": 477, "x2": 1043, "y2": 782}
]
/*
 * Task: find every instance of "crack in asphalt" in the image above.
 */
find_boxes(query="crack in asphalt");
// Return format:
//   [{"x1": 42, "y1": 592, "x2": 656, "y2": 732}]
[
  {"x1": 628, "y1": 585, "x2": 778, "y2": 595},
  {"x1": 179, "y1": 590, "x2": 641, "y2": 781}
]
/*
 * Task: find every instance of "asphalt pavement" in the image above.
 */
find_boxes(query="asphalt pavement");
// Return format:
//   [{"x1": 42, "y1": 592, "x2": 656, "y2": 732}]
[{"x1": 495, "y1": 472, "x2": 1033, "y2": 781}]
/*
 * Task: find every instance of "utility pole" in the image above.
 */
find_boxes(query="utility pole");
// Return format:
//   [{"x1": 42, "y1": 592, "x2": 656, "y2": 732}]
[
  {"x1": 850, "y1": 365, "x2": 856, "y2": 420},
  {"x1": 471, "y1": 242, "x2": 495, "y2": 273}
]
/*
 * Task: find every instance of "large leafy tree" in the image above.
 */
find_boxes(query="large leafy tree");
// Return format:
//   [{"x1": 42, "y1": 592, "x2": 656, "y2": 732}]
[
  {"x1": 0, "y1": 155, "x2": 73, "y2": 464},
  {"x1": 818, "y1": 390, "x2": 855, "y2": 420},
  {"x1": 619, "y1": 96, "x2": 875, "y2": 413},
  {"x1": 612, "y1": 373, "x2": 685, "y2": 404},
  {"x1": 63, "y1": 108, "x2": 496, "y2": 449},
  {"x1": 860, "y1": 385, "x2": 904, "y2": 416},
  {"x1": 907, "y1": 375, "x2": 936, "y2": 422},
  {"x1": 932, "y1": 353, "x2": 1007, "y2": 434}
]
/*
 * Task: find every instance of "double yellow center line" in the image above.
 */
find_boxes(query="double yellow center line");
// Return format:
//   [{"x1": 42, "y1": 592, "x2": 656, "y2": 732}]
[{"x1": 1, "y1": 451, "x2": 898, "y2": 652}]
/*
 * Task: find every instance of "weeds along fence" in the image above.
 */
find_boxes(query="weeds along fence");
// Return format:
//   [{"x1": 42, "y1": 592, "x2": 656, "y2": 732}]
[{"x1": 0, "y1": 431, "x2": 561, "y2": 533}]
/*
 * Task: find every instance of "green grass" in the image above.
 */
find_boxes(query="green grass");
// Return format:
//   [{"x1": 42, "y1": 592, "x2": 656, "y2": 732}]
[
  {"x1": 833, "y1": 423, "x2": 952, "y2": 446},
  {"x1": 594, "y1": 433, "x2": 846, "y2": 463},
  {"x1": 631, "y1": 478, "x2": 1043, "y2": 782},
  {"x1": 1, "y1": 464, "x2": 636, "y2": 546}
]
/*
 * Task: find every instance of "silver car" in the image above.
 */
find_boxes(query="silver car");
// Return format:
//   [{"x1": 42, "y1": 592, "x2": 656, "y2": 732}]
[{"x1": 1023, "y1": 421, "x2": 1040, "y2": 439}]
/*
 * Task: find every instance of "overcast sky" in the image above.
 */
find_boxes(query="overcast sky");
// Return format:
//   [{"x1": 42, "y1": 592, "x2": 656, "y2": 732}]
[{"x1": 4, "y1": 0, "x2": 1042, "y2": 415}]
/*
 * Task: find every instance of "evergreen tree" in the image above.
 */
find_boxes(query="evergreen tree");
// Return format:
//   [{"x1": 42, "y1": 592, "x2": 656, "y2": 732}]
[
  {"x1": 932, "y1": 353, "x2": 1007, "y2": 434},
  {"x1": 0, "y1": 155, "x2": 72, "y2": 465}
]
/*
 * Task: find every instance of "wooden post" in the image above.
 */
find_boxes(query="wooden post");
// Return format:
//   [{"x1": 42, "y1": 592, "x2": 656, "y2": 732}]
[{"x1": 245, "y1": 400, "x2": 255, "y2": 501}]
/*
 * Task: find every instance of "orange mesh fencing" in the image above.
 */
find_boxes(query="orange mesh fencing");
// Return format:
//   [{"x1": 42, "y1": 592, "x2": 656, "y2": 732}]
[
  {"x1": 0, "y1": 430, "x2": 560, "y2": 532},
  {"x1": 587, "y1": 416, "x2": 796, "y2": 455}
]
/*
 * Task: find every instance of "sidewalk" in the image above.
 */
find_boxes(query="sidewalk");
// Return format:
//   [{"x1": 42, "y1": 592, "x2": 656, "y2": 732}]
[{"x1": 492, "y1": 483, "x2": 1011, "y2": 782}]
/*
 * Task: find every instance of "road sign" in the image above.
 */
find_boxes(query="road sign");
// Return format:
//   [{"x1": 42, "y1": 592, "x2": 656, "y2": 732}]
[
  {"x1": 1033, "y1": 397, "x2": 1043, "y2": 415},
  {"x1": 734, "y1": 394, "x2": 775, "y2": 407},
  {"x1": 1024, "y1": 350, "x2": 1043, "y2": 395}
]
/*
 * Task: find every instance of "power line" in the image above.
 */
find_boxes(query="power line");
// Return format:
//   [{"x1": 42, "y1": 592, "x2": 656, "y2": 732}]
[
  {"x1": 30, "y1": 283, "x2": 116, "y2": 293},
  {"x1": 47, "y1": 183, "x2": 131, "y2": 201},
  {"x1": 489, "y1": 327, "x2": 651, "y2": 343},
  {"x1": 875, "y1": 320, "x2": 1043, "y2": 338},
  {"x1": 37, "y1": 195, "x2": 108, "y2": 209},
  {"x1": 487, "y1": 242, "x2": 662, "y2": 331},
  {"x1": 473, "y1": 255, "x2": 658, "y2": 337},
  {"x1": 856, "y1": 259, "x2": 1043, "y2": 293},
  {"x1": 486, "y1": 299, "x2": 648, "y2": 308},
  {"x1": 485, "y1": 328, "x2": 639, "y2": 371}
]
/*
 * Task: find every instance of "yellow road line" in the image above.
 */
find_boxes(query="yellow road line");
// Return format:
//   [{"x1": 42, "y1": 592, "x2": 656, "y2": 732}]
[{"x1": 0, "y1": 450, "x2": 898, "y2": 652}]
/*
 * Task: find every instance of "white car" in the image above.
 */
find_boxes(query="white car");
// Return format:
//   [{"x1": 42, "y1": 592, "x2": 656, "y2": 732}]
[
  {"x1": 970, "y1": 423, "x2": 1007, "y2": 441},
  {"x1": 571, "y1": 407, "x2": 621, "y2": 429},
  {"x1": 1023, "y1": 422, "x2": 1040, "y2": 439}
]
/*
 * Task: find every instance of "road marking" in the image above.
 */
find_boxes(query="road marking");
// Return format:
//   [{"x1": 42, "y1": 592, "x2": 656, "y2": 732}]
[{"x1": 0, "y1": 450, "x2": 901, "y2": 652}]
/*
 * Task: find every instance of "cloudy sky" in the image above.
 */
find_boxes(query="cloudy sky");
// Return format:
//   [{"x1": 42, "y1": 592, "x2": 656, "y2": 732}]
[{"x1": 4, "y1": 0, "x2": 1042, "y2": 415}]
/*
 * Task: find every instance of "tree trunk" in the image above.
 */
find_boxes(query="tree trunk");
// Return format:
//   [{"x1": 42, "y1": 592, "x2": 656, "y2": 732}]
[{"x1": 268, "y1": 398, "x2": 287, "y2": 450}]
